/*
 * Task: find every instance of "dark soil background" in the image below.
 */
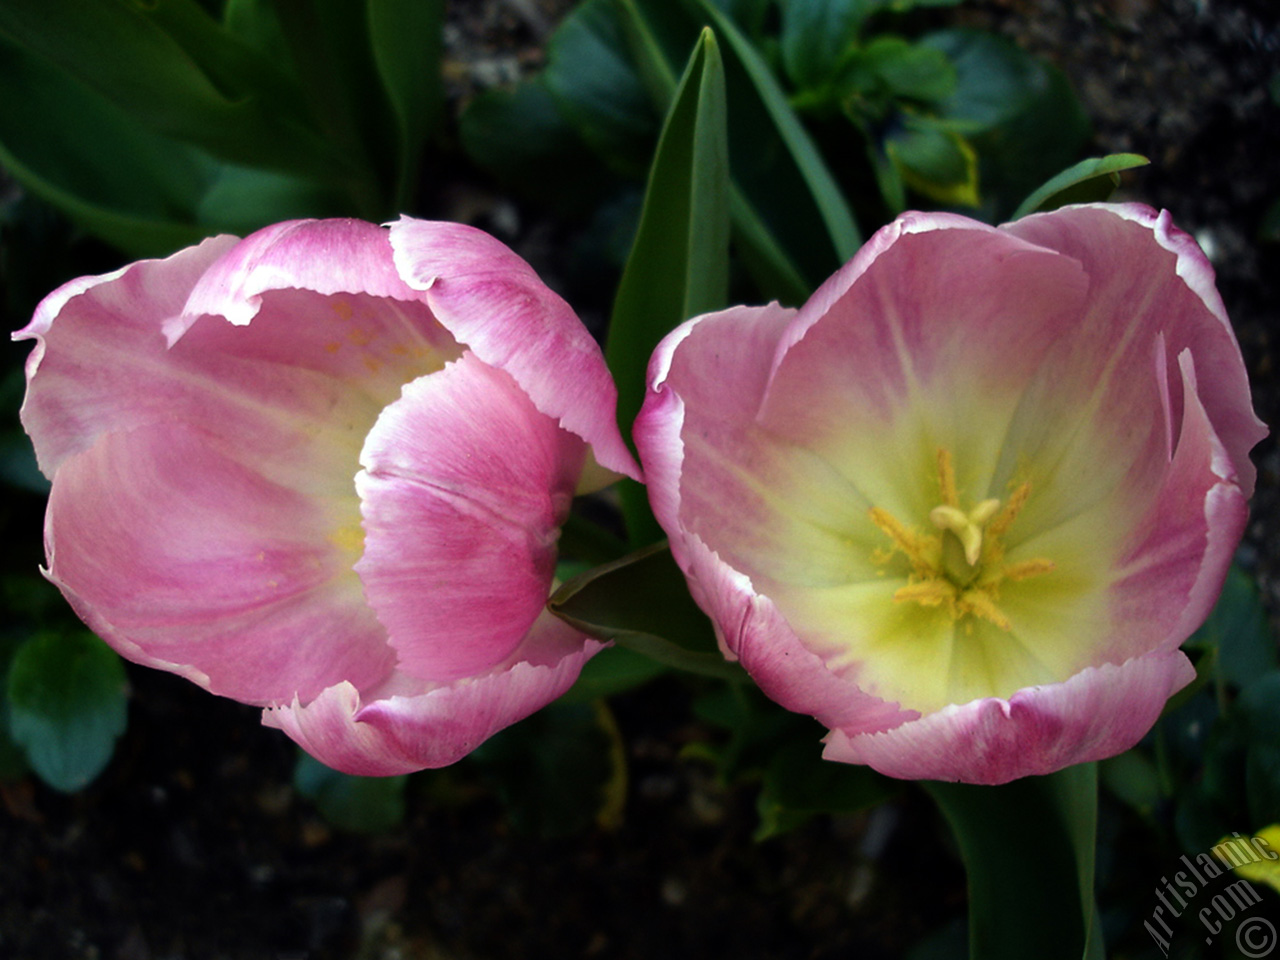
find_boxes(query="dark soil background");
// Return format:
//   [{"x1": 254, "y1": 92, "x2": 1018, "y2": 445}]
[{"x1": 1, "y1": 1, "x2": 1277, "y2": 959}]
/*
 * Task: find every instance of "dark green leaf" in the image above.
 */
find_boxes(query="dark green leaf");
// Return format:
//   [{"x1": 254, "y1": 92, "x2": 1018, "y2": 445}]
[
  {"x1": 0, "y1": 0, "x2": 345, "y2": 178},
  {"x1": 1238, "y1": 673, "x2": 1280, "y2": 827},
  {"x1": 1011, "y1": 154, "x2": 1150, "y2": 220},
  {"x1": 545, "y1": 0, "x2": 661, "y2": 179},
  {"x1": 925, "y1": 763, "x2": 1101, "y2": 960},
  {"x1": 606, "y1": 27, "x2": 729, "y2": 545},
  {"x1": 924, "y1": 29, "x2": 1090, "y2": 221},
  {"x1": 778, "y1": 0, "x2": 877, "y2": 91},
  {"x1": 366, "y1": 0, "x2": 445, "y2": 210},
  {"x1": 293, "y1": 752, "x2": 408, "y2": 833},
  {"x1": 460, "y1": 79, "x2": 623, "y2": 217},
  {"x1": 560, "y1": 645, "x2": 670, "y2": 704},
  {"x1": 471, "y1": 700, "x2": 626, "y2": 837},
  {"x1": 1183, "y1": 564, "x2": 1278, "y2": 689},
  {"x1": 838, "y1": 35, "x2": 957, "y2": 105},
  {"x1": 885, "y1": 117, "x2": 979, "y2": 206},
  {"x1": 1098, "y1": 750, "x2": 1163, "y2": 819},
  {"x1": 694, "y1": 0, "x2": 862, "y2": 266},
  {"x1": 7, "y1": 632, "x2": 128, "y2": 793},
  {"x1": 549, "y1": 541, "x2": 740, "y2": 680},
  {"x1": 755, "y1": 738, "x2": 898, "y2": 839}
]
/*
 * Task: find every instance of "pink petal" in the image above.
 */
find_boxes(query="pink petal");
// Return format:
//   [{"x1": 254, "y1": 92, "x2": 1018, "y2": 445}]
[
  {"x1": 15, "y1": 234, "x2": 239, "y2": 476},
  {"x1": 44, "y1": 421, "x2": 393, "y2": 705},
  {"x1": 388, "y1": 217, "x2": 640, "y2": 483},
  {"x1": 178, "y1": 219, "x2": 420, "y2": 331},
  {"x1": 823, "y1": 649, "x2": 1196, "y2": 784},
  {"x1": 1005, "y1": 204, "x2": 1266, "y2": 496},
  {"x1": 263, "y1": 614, "x2": 604, "y2": 775},
  {"x1": 1104, "y1": 349, "x2": 1249, "y2": 661},
  {"x1": 356, "y1": 353, "x2": 583, "y2": 681}
]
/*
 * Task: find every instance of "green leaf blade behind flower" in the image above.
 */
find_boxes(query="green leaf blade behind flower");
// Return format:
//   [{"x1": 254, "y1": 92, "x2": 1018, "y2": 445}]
[
  {"x1": 605, "y1": 26, "x2": 730, "y2": 546},
  {"x1": 550, "y1": 542, "x2": 741, "y2": 681}
]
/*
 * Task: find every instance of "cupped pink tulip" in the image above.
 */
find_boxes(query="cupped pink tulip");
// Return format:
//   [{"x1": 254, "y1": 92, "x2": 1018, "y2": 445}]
[
  {"x1": 635, "y1": 204, "x2": 1265, "y2": 785},
  {"x1": 18, "y1": 217, "x2": 640, "y2": 775}
]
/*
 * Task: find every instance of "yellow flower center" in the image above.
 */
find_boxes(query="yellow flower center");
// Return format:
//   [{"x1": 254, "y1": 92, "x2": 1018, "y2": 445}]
[{"x1": 869, "y1": 449, "x2": 1055, "y2": 632}]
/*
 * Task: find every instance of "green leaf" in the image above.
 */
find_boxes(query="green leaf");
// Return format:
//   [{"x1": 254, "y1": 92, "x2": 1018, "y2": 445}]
[
  {"x1": 545, "y1": 0, "x2": 662, "y2": 179},
  {"x1": 838, "y1": 35, "x2": 957, "y2": 105},
  {"x1": 560, "y1": 644, "x2": 670, "y2": 704},
  {"x1": 1238, "y1": 673, "x2": 1280, "y2": 827},
  {"x1": 1011, "y1": 154, "x2": 1150, "y2": 220},
  {"x1": 885, "y1": 117, "x2": 979, "y2": 207},
  {"x1": 1183, "y1": 563, "x2": 1278, "y2": 689},
  {"x1": 471, "y1": 700, "x2": 627, "y2": 837},
  {"x1": 755, "y1": 738, "x2": 898, "y2": 839},
  {"x1": 923, "y1": 29, "x2": 1090, "y2": 220},
  {"x1": 549, "y1": 541, "x2": 741, "y2": 680},
  {"x1": 605, "y1": 27, "x2": 730, "y2": 545},
  {"x1": 925, "y1": 763, "x2": 1101, "y2": 960},
  {"x1": 694, "y1": 0, "x2": 862, "y2": 266},
  {"x1": 0, "y1": 0, "x2": 345, "y2": 179},
  {"x1": 365, "y1": 0, "x2": 445, "y2": 210},
  {"x1": 293, "y1": 752, "x2": 408, "y2": 833},
  {"x1": 620, "y1": 0, "x2": 857, "y2": 300},
  {"x1": 7, "y1": 632, "x2": 129, "y2": 793},
  {"x1": 778, "y1": 0, "x2": 878, "y2": 91},
  {"x1": 460, "y1": 79, "x2": 623, "y2": 218}
]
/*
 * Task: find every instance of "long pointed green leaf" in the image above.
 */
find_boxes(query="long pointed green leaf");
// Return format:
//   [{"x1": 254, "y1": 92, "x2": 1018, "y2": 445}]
[
  {"x1": 693, "y1": 0, "x2": 861, "y2": 262},
  {"x1": 1012, "y1": 153, "x2": 1150, "y2": 220},
  {"x1": 605, "y1": 27, "x2": 730, "y2": 545},
  {"x1": 925, "y1": 763, "x2": 1101, "y2": 960}
]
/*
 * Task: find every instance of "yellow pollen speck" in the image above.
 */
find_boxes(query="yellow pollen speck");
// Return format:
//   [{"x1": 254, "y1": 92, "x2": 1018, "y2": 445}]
[
  {"x1": 329, "y1": 522, "x2": 365, "y2": 557},
  {"x1": 868, "y1": 448, "x2": 1054, "y2": 632},
  {"x1": 332, "y1": 300, "x2": 354, "y2": 321},
  {"x1": 324, "y1": 341, "x2": 341, "y2": 353}
]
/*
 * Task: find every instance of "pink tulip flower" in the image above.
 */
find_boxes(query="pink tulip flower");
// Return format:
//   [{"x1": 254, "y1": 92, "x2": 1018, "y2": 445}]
[
  {"x1": 635, "y1": 204, "x2": 1265, "y2": 785},
  {"x1": 18, "y1": 217, "x2": 639, "y2": 775}
]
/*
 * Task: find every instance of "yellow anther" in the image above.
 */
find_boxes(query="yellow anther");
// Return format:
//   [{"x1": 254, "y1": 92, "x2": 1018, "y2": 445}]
[
  {"x1": 869, "y1": 507, "x2": 936, "y2": 576},
  {"x1": 987, "y1": 481, "x2": 1031, "y2": 539},
  {"x1": 894, "y1": 579, "x2": 956, "y2": 608},
  {"x1": 1002, "y1": 558, "x2": 1057, "y2": 581},
  {"x1": 868, "y1": 451, "x2": 1051, "y2": 635},
  {"x1": 957, "y1": 590, "x2": 1012, "y2": 630},
  {"x1": 936, "y1": 448, "x2": 959, "y2": 508}
]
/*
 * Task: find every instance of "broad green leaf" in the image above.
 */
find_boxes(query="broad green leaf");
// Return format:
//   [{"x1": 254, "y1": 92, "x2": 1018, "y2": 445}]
[
  {"x1": 924, "y1": 29, "x2": 1090, "y2": 220},
  {"x1": 838, "y1": 35, "x2": 957, "y2": 105},
  {"x1": 925, "y1": 763, "x2": 1101, "y2": 960},
  {"x1": 7, "y1": 632, "x2": 129, "y2": 793},
  {"x1": 549, "y1": 541, "x2": 741, "y2": 680},
  {"x1": 1239, "y1": 673, "x2": 1280, "y2": 827},
  {"x1": 471, "y1": 700, "x2": 627, "y2": 837},
  {"x1": 293, "y1": 753, "x2": 408, "y2": 833},
  {"x1": 778, "y1": 0, "x2": 878, "y2": 91},
  {"x1": 0, "y1": 34, "x2": 215, "y2": 254},
  {"x1": 885, "y1": 118, "x2": 979, "y2": 207},
  {"x1": 755, "y1": 738, "x2": 898, "y2": 839},
  {"x1": 459, "y1": 79, "x2": 623, "y2": 217},
  {"x1": 1011, "y1": 154, "x2": 1150, "y2": 220},
  {"x1": 545, "y1": 0, "x2": 661, "y2": 179},
  {"x1": 605, "y1": 27, "x2": 729, "y2": 545},
  {"x1": 0, "y1": 0, "x2": 345, "y2": 179},
  {"x1": 0, "y1": 631, "x2": 30, "y2": 781},
  {"x1": 1183, "y1": 563, "x2": 1278, "y2": 689},
  {"x1": 366, "y1": 0, "x2": 445, "y2": 210}
]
